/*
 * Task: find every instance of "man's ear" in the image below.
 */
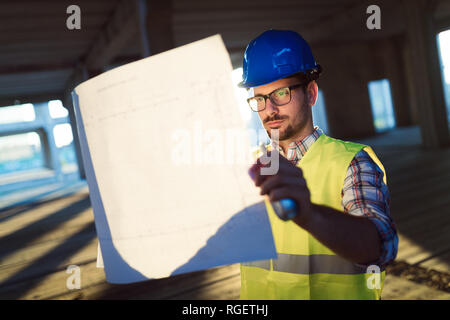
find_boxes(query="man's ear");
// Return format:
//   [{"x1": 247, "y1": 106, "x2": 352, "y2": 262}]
[{"x1": 306, "y1": 81, "x2": 318, "y2": 107}]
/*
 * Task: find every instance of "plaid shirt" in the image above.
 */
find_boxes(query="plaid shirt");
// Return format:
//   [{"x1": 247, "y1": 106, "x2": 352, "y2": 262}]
[{"x1": 272, "y1": 127, "x2": 398, "y2": 268}]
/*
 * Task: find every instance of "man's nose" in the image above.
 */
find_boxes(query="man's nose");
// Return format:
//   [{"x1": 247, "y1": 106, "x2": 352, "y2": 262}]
[{"x1": 264, "y1": 98, "x2": 279, "y2": 117}]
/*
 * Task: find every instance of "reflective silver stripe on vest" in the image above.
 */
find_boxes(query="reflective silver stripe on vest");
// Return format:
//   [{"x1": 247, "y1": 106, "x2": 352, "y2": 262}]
[
  {"x1": 272, "y1": 253, "x2": 367, "y2": 275},
  {"x1": 241, "y1": 259, "x2": 270, "y2": 270}
]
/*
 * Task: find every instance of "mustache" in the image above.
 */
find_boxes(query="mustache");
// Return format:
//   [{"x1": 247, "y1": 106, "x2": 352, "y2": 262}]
[{"x1": 263, "y1": 115, "x2": 288, "y2": 123}]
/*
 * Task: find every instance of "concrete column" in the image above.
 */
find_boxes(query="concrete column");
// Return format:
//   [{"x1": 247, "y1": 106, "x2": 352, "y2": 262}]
[
  {"x1": 314, "y1": 43, "x2": 376, "y2": 139},
  {"x1": 34, "y1": 103, "x2": 62, "y2": 179},
  {"x1": 404, "y1": 0, "x2": 450, "y2": 147},
  {"x1": 144, "y1": 0, "x2": 175, "y2": 55},
  {"x1": 381, "y1": 36, "x2": 412, "y2": 127},
  {"x1": 136, "y1": 0, "x2": 151, "y2": 58},
  {"x1": 402, "y1": 41, "x2": 420, "y2": 125},
  {"x1": 64, "y1": 66, "x2": 88, "y2": 179},
  {"x1": 64, "y1": 95, "x2": 85, "y2": 179}
]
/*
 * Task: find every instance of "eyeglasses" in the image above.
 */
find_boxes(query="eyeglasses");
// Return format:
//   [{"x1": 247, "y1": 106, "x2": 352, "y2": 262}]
[{"x1": 247, "y1": 84, "x2": 304, "y2": 112}]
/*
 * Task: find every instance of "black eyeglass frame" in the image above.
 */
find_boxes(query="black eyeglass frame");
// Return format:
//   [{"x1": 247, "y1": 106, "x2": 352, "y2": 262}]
[{"x1": 246, "y1": 83, "x2": 305, "y2": 112}]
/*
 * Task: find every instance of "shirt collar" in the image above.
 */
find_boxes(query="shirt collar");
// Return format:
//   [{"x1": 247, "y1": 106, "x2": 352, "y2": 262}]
[{"x1": 271, "y1": 126, "x2": 323, "y2": 164}]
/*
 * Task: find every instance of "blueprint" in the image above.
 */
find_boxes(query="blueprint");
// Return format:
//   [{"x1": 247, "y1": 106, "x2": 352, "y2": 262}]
[{"x1": 72, "y1": 35, "x2": 276, "y2": 284}]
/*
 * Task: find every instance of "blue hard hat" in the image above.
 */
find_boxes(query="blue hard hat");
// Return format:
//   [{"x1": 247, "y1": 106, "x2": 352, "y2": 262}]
[{"x1": 239, "y1": 29, "x2": 321, "y2": 88}]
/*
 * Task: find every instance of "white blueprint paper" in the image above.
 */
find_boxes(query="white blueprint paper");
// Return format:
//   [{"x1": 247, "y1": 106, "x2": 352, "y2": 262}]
[{"x1": 72, "y1": 35, "x2": 276, "y2": 284}]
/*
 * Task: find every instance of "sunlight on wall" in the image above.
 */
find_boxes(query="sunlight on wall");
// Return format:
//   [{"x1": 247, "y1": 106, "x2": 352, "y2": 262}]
[
  {"x1": 0, "y1": 103, "x2": 35, "y2": 124},
  {"x1": 0, "y1": 132, "x2": 43, "y2": 174},
  {"x1": 231, "y1": 67, "x2": 251, "y2": 123},
  {"x1": 231, "y1": 68, "x2": 269, "y2": 147},
  {"x1": 0, "y1": 101, "x2": 79, "y2": 178},
  {"x1": 312, "y1": 89, "x2": 329, "y2": 134},
  {"x1": 368, "y1": 79, "x2": 396, "y2": 132},
  {"x1": 437, "y1": 29, "x2": 450, "y2": 122},
  {"x1": 48, "y1": 100, "x2": 69, "y2": 119},
  {"x1": 53, "y1": 123, "x2": 74, "y2": 148},
  {"x1": 438, "y1": 30, "x2": 450, "y2": 84}
]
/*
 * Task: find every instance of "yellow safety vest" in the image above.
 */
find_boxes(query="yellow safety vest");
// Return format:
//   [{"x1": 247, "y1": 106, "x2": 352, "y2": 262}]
[{"x1": 240, "y1": 134, "x2": 387, "y2": 300}]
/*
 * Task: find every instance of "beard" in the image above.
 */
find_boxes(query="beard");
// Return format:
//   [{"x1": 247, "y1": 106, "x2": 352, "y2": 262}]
[
  {"x1": 267, "y1": 123, "x2": 298, "y2": 141},
  {"x1": 265, "y1": 98, "x2": 310, "y2": 141}
]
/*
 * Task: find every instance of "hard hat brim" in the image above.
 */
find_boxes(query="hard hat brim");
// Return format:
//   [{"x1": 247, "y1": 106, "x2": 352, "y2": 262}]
[{"x1": 238, "y1": 66, "x2": 321, "y2": 89}]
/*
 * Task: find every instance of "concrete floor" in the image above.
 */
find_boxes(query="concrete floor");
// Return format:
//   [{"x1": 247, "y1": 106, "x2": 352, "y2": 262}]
[{"x1": 0, "y1": 126, "x2": 449, "y2": 299}]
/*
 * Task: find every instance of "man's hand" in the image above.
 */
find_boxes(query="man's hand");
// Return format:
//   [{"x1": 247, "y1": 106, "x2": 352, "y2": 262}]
[
  {"x1": 248, "y1": 150, "x2": 382, "y2": 264},
  {"x1": 249, "y1": 151, "x2": 313, "y2": 226}
]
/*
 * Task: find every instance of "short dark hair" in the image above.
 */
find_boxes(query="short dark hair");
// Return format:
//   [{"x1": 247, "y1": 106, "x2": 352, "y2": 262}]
[{"x1": 286, "y1": 65, "x2": 322, "y2": 91}]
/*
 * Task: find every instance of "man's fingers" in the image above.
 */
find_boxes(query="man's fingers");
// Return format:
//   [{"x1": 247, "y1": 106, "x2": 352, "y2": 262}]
[
  {"x1": 268, "y1": 187, "x2": 294, "y2": 203},
  {"x1": 249, "y1": 150, "x2": 305, "y2": 189},
  {"x1": 249, "y1": 162, "x2": 270, "y2": 186},
  {"x1": 260, "y1": 175, "x2": 306, "y2": 195},
  {"x1": 260, "y1": 175, "x2": 283, "y2": 195},
  {"x1": 269, "y1": 186, "x2": 309, "y2": 203},
  {"x1": 263, "y1": 152, "x2": 303, "y2": 175}
]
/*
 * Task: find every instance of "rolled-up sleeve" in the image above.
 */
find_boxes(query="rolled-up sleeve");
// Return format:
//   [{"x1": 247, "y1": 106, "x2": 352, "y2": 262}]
[{"x1": 341, "y1": 149, "x2": 398, "y2": 268}]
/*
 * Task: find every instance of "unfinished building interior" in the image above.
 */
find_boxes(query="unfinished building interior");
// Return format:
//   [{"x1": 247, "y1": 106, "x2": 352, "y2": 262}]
[{"x1": 0, "y1": 0, "x2": 450, "y2": 299}]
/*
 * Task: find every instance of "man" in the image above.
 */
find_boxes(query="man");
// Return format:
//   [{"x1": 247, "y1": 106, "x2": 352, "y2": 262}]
[{"x1": 239, "y1": 30, "x2": 398, "y2": 299}]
